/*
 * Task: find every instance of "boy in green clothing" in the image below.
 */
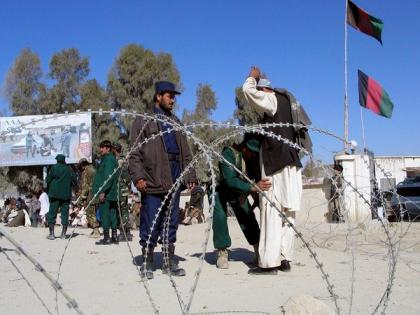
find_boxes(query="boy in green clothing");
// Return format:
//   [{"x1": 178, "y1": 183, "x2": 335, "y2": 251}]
[{"x1": 212, "y1": 135, "x2": 271, "y2": 269}]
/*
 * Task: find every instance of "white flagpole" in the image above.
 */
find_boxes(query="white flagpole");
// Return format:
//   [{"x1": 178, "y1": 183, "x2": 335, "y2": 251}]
[
  {"x1": 344, "y1": 0, "x2": 349, "y2": 152},
  {"x1": 360, "y1": 107, "x2": 367, "y2": 150}
]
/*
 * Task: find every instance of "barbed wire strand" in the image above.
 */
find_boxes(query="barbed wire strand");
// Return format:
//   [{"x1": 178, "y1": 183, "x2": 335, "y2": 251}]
[
  {"x1": 0, "y1": 227, "x2": 84, "y2": 315},
  {"x1": 1, "y1": 245, "x2": 53, "y2": 315},
  {"x1": 2, "y1": 110, "x2": 417, "y2": 315}
]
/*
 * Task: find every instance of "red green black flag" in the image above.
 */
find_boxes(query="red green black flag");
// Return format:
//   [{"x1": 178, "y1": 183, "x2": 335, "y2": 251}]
[
  {"x1": 358, "y1": 70, "x2": 393, "y2": 118},
  {"x1": 347, "y1": 0, "x2": 383, "y2": 44}
]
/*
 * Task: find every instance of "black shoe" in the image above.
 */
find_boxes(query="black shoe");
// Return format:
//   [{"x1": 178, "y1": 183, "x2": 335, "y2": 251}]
[
  {"x1": 162, "y1": 262, "x2": 186, "y2": 277},
  {"x1": 60, "y1": 225, "x2": 68, "y2": 240},
  {"x1": 96, "y1": 238, "x2": 111, "y2": 245},
  {"x1": 141, "y1": 246, "x2": 154, "y2": 280},
  {"x1": 111, "y1": 229, "x2": 119, "y2": 245},
  {"x1": 279, "y1": 260, "x2": 291, "y2": 272},
  {"x1": 141, "y1": 267, "x2": 154, "y2": 280},
  {"x1": 161, "y1": 244, "x2": 186, "y2": 277},
  {"x1": 46, "y1": 224, "x2": 55, "y2": 240},
  {"x1": 248, "y1": 267, "x2": 278, "y2": 275},
  {"x1": 96, "y1": 230, "x2": 111, "y2": 245}
]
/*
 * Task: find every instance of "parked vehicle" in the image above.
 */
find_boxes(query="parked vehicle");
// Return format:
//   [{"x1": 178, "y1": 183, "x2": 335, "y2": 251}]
[{"x1": 386, "y1": 177, "x2": 420, "y2": 221}]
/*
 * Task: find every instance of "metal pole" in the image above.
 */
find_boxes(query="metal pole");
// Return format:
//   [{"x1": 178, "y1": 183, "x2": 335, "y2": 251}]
[
  {"x1": 360, "y1": 107, "x2": 367, "y2": 150},
  {"x1": 344, "y1": 0, "x2": 349, "y2": 152}
]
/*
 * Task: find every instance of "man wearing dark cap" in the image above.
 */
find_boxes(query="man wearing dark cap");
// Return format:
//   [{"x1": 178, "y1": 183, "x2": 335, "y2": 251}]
[
  {"x1": 46, "y1": 154, "x2": 77, "y2": 240},
  {"x1": 129, "y1": 81, "x2": 197, "y2": 279},
  {"x1": 212, "y1": 135, "x2": 271, "y2": 269},
  {"x1": 93, "y1": 140, "x2": 119, "y2": 245}
]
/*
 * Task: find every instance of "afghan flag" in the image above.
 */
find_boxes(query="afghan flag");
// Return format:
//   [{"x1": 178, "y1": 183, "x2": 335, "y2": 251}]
[
  {"x1": 358, "y1": 70, "x2": 394, "y2": 118},
  {"x1": 347, "y1": 0, "x2": 384, "y2": 44}
]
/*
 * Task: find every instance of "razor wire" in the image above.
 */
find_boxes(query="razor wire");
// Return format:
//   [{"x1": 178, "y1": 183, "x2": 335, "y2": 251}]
[
  {"x1": 232, "y1": 124, "x2": 406, "y2": 315},
  {"x1": 133, "y1": 120, "x2": 237, "y2": 314},
  {"x1": 357, "y1": 152, "x2": 416, "y2": 314},
  {"x1": 141, "y1": 119, "x2": 344, "y2": 314},
  {"x1": 49, "y1": 114, "x2": 225, "y2": 314},
  {"x1": 0, "y1": 110, "x2": 418, "y2": 315},
  {"x1": 43, "y1": 112, "x2": 342, "y2": 314},
  {"x1": 135, "y1": 118, "x2": 343, "y2": 314},
  {"x1": 0, "y1": 226, "x2": 85, "y2": 315},
  {"x1": 0, "y1": 245, "x2": 53, "y2": 315},
  {"x1": 0, "y1": 111, "x2": 388, "y2": 314},
  {"x1": 297, "y1": 149, "x2": 397, "y2": 315}
]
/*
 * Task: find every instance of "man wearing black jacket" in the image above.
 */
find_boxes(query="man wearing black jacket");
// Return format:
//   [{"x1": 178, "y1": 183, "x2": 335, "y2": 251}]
[{"x1": 129, "y1": 81, "x2": 197, "y2": 279}]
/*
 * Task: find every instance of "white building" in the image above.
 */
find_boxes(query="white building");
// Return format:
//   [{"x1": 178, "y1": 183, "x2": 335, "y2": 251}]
[
  {"x1": 330, "y1": 154, "x2": 420, "y2": 223},
  {"x1": 374, "y1": 156, "x2": 420, "y2": 190}
]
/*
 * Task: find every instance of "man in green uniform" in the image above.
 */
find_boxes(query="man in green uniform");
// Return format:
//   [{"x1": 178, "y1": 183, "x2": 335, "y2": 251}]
[
  {"x1": 112, "y1": 142, "x2": 133, "y2": 242},
  {"x1": 212, "y1": 136, "x2": 271, "y2": 269},
  {"x1": 46, "y1": 154, "x2": 77, "y2": 240},
  {"x1": 78, "y1": 158, "x2": 100, "y2": 237},
  {"x1": 93, "y1": 140, "x2": 119, "y2": 245}
]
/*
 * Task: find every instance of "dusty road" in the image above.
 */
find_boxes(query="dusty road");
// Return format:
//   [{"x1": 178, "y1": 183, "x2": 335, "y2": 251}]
[{"x1": 1, "y1": 220, "x2": 419, "y2": 315}]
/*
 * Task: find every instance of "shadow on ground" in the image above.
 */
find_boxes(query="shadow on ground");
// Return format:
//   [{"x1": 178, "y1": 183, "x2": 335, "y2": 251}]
[{"x1": 133, "y1": 251, "x2": 186, "y2": 269}]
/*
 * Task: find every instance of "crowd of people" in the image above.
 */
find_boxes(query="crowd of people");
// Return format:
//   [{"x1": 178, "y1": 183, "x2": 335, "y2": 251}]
[
  {"x1": 1, "y1": 66, "x2": 312, "y2": 279},
  {"x1": 1, "y1": 189, "x2": 49, "y2": 227}
]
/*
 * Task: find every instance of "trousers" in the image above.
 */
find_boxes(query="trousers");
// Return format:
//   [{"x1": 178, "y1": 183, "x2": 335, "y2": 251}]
[
  {"x1": 98, "y1": 200, "x2": 117, "y2": 230},
  {"x1": 212, "y1": 191, "x2": 260, "y2": 249},
  {"x1": 47, "y1": 198, "x2": 69, "y2": 225},
  {"x1": 139, "y1": 160, "x2": 181, "y2": 248}
]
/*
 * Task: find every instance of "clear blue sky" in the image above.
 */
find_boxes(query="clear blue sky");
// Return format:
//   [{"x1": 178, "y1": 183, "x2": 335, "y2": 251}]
[{"x1": 1, "y1": 0, "x2": 419, "y2": 162}]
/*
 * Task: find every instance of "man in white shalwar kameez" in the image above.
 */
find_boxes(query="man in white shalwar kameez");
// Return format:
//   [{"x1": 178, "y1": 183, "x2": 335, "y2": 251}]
[{"x1": 242, "y1": 67, "x2": 303, "y2": 275}]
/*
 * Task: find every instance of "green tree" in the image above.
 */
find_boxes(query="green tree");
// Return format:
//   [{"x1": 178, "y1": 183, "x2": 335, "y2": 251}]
[
  {"x1": 182, "y1": 83, "x2": 216, "y2": 126},
  {"x1": 3, "y1": 49, "x2": 47, "y2": 193},
  {"x1": 107, "y1": 44, "x2": 181, "y2": 121},
  {"x1": 80, "y1": 79, "x2": 120, "y2": 149},
  {"x1": 0, "y1": 167, "x2": 13, "y2": 195},
  {"x1": 302, "y1": 159, "x2": 315, "y2": 178},
  {"x1": 302, "y1": 159, "x2": 328, "y2": 179},
  {"x1": 46, "y1": 48, "x2": 89, "y2": 113},
  {"x1": 182, "y1": 84, "x2": 232, "y2": 182},
  {"x1": 4, "y1": 48, "x2": 45, "y2": 115},
  {"x1": 4, "y1": 166, "x2": 43, "y2": 194}
]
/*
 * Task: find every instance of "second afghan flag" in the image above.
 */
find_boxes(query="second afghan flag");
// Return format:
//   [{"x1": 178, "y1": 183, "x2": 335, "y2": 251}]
[
  {"x1": 347, "y1": 0, "x2": 383, "y2": 44},
  {"x1": 358, "y1": 70, "x2": 394, "y2": 118}
]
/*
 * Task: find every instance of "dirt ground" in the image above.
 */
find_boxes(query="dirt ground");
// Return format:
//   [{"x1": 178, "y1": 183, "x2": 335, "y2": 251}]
[{"x1": 1, "y1": 220, "x2": 419, "y2": 315}]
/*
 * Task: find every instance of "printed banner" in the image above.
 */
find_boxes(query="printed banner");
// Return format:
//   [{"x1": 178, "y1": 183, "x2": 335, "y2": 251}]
[{"x1": 0, "y1": 113, "x2": 92, "y2": 166}]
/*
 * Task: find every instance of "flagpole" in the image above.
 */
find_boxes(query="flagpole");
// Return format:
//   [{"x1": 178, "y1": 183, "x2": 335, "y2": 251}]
[
  {"x1": 344, "y1": 0, "x2": 349, "y2": 152},
  {"x1": 360, "y1": 107, "x2": 367, "y2": 150}
]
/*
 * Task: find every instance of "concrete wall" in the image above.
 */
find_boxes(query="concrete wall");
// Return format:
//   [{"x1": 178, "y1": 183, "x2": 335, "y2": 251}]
[
  {"x1": 297, "y1": 183, "x2": 330, "y2": 224},
  {"x1": 181, "y1": 184, "x2": 331, "y2": 224},
  {"x1": 336, "y1": 154, "x2": 372, "y2": 223},
  {"x1": 176, "y1": 155, "x2": 420, "y2": 225}
]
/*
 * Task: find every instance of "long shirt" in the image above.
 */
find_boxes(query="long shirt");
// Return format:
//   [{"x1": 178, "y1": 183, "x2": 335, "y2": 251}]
[{"x1": 242, "y1": 77, "x2": 277, "y2": 117}]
